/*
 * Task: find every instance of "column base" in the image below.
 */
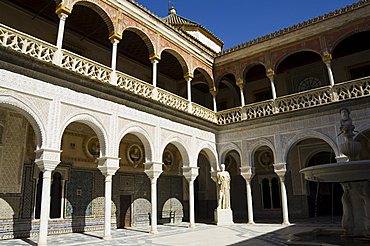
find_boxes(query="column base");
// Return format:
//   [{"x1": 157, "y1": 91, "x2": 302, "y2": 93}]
[
  {"x1": 189, "y1": 223, "x2": 196, "y2": 228},
  {"x1": 150, "y1": 230, "x2": 158, "y2": 234},
  {"x1": 38, "y1": 241, "x2": 47, "y2": 246},
  {"x1": 247, "y1": 221, "x2": 255, "y2": 225},
  {"x1": 282, "y1": 221, "x2": 290, "y2": 225},
  {"x1": 214, "y1": 208, "x2": 234, "y2": 226},
  {"x1": 103, "y1": 236, "x2": 112, "y2": 240}
]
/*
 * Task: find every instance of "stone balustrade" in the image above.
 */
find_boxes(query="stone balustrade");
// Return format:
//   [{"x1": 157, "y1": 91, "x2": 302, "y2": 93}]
[{"x1": 1, "y1": 24, "x2": 370, "y2": 126}]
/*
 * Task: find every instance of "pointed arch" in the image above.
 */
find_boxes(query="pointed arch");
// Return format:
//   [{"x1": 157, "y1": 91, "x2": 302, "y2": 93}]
[
  {"x1": 58, "y1": 113, "x2": 109, "y2": 156},
  {"x1": 0, "y1": 94, "x2": 45, "y2": 149},
  {"x1": 117, "y1": 125, "x2": 154, "y2": 163}
]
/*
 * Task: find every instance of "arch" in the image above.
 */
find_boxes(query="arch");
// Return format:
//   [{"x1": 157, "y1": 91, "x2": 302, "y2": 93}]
[
  {"x1": 123, "y1": 26, "x2": 156, "y2": 56},
  {"x1": 248, "y1": 138, "x2": 276, "y2": 167},
  {"x1": 117, "y1": 125, "x2": 154, "y2": 163},
  {"x1": 58, "y1": 113, "x2": 109, "y2": 156},
  {"x1": 242, "y1": 62, "x2": 267, "y2": 80},
  {"x1": 0, "y1": 94, "x2": 45, "y2": 148},
  {"x1": 218, "y1": 142, "x2": 242, "y2": 165},
  {"x1": 330, "y1": 28, "x2": 370, "y2": 55},
  {"x1": 275, "y1": 49, "x2": 323, "y2": 73},
  {"x1": 192, "y1": 67, "x2": 214, "y2": 86},
  {"x1": 159, "y1": 48, "x2": 189, "y2": 75},
  {"x1": 354, "y1": 121, "x2": 370, "y2": 141},
  {"x1": 196, "y1": 142, "x2": 218, "y2": 171},
  {"x1": 161, "y1": 136, "x2": 190, "y2": 168},
  {"x1": 283, "y1": 130, "x2": 340, "y2": 162},
  {"x1": 69, "y1": 0, "x2": 115, "y2": 36}
]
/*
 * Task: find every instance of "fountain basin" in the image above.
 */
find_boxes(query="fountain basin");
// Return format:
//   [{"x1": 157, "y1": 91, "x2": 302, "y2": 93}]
[{"x1": 300, "y1": 160, "x2": 370, "y2": 183}]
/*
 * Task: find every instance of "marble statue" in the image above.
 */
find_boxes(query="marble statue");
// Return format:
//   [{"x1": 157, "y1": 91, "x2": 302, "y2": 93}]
[{"x1": 217, "y1": 164, "x2": 231, "y2": 209}]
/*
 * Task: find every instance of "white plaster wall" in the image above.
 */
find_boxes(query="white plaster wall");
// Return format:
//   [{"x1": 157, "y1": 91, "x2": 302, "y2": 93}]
[{"x1": 187, "y1": 30, "x2": 222, "y2": 53}]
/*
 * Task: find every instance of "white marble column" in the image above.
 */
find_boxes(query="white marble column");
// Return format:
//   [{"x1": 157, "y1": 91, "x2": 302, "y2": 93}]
[
  {"x1": 240, "y1": 166, "x2": 255, "y2": 224},
  {"x1": 185, "y1": 73, "x2": 193, "y2": 113},
  {"x1": 60, "y1": 179, "x2": 66, "y2": 219},
  {"x1": 109, "y1": 36, "x2": 121, "y2": 85},
  {"x1": 279, "y1": 176, "x2": 290, "y2": 225},
  {"x1": 144, "y1": 162, "x2": 163, "y2": 234},
  {"x1": 267, "y1": 69, "x2": 277, "y2": 100},
  {"x1": 98, "y1": 157, "x2": 120, "y2": 240},
  {"x1": 53, "y1": 12, "x2": 69, "y2": 66},
  {"x1": 150, "y1": 56, "x2": 160, "y2": 100},
  {"x1": 183, "y1": 167, "x2": 199, "y2": 228},
  {"x1": 322, "y1": 52, "x2": 335, "y2": 87},
  {"x1": 236, "y1": 79, "x2": 245, "y2": 107},
  {"x1": 210, "y1": 87, "x2": 218, "y2": 112},
  {"x1": 35, "y1": 149, "x2": 61, "y2": 246}
]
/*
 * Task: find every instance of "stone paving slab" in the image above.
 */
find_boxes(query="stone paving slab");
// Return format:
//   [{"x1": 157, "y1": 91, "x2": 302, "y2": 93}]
[{"x1": 0, "y1": 221, "x2": 341, "y2": 246}]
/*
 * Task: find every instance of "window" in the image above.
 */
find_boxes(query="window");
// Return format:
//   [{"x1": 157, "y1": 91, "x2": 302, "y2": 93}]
[
  {"x1": 297, "y1": 77, "x2": 321, "y2": 92},
  {"x1": 261, "y1": 176, "x2": 281, "y2": 209}
]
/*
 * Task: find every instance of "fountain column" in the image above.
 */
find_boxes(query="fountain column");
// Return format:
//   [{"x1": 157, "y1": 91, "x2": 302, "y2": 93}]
[{"x1": 273, "y1": 163, "x2": 290, "y2": 225}]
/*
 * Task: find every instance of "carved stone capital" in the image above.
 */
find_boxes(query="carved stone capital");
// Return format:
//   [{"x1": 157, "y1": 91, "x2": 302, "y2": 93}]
[
  {"x1": 55, "y1": 4, "x2": 72, "y2": 16},
  {"x1": 236, "y1": 78, "x2": 244, "y2": 88},
  {"x1": 109, "y1": 33, "x2": 122, "y2": 43},
  {"x1": 266, "y1": 68, "x2": 275, "y2": 79},
  {"x1": 184, "y1": 72, "x2": 194, "y2": 81},
  {"x1": 182, "y1": 166, "x2": 199, "y2": 182},
  {"x1": 322, "y1": 51, "x2": 332, "y2": 64},
  {"x1": 97, "y1": 156, "x2": 120, "y2": 176},
  {"x1": 35, "y1": 148, "x2": 62, "y2": 172},
  {"x1": 209, "y1": 86, "x2": 218, "y2": 96},
  {"x1": 149, "y1": 54, "x2": 161, "y2": 63},
  {"x1": 144, "y1": 162, "x2": 163, "y2": 180},
  {"x1": 273, "y1": 162, "x2": 287, "y2": 178},
  {"x1": 240, "y1": 166, "x2": 255, "y2": 182}
]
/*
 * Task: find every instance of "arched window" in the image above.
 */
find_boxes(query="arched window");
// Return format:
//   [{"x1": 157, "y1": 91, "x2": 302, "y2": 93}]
[{"x1": 50, "y1": 172, "x2": 62, "y2": 219}]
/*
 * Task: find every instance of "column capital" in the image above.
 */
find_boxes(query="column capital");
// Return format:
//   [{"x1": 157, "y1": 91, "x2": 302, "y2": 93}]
[
  {"x1": 35, "y1": 148, "x2": 62, "y2": 172},
  {"x1": 109, "y1": 33, "x2": 122, "y2": 43},
  {"x1": 209, "y1": 86, "x2": 218, "y2": 96},
  {"x1": 184, "y1": 72, "x2": 194, "y2": 81},
  {"x1": 236, "y1": 78, "x2": 244, "y2": 88},
  {"x1": 182, "y1": 167, "x2": 199, "y2": 182},
  {"x1": 266, "y1": 68, "x2": 275, "y2": 79},
  {"x1": 240, "y1": 166, "x2": 255, "y2": 181},
  {"x1": 98, "y1": 156, "x2": 120, "y2": 176},
  {"x1": 144, "y1": 162, "x2": 163, "y2": 180},
  {"x1": 322, "y1": 51, "x2": 332, "y2": 64},
  {"x1": 273, "y1": 162, "x2": 287, "y2": 178},
  {"x1": 149, "y1": 54, "x2": 161, "y2": 62},
  {"x1": 55, "y1": 4, "x2": 71, "y2": 16}
]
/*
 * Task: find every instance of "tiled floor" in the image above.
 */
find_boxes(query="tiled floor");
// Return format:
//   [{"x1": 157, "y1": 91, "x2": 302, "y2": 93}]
[{"x1": 0, "y1": 219, "x2": 342, "y2": 246}]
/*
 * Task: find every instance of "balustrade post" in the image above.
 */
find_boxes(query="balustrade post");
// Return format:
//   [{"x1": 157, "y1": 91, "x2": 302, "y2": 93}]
[
  {"x1": 185, "y1": 73, "x2": 193, "y2": 113},
  {"x1": 53, "y1": 5, "x2": 71, "y2": 66},
  {"x1": 210, "y1": 87, "x2": 218, "y2": 112}
]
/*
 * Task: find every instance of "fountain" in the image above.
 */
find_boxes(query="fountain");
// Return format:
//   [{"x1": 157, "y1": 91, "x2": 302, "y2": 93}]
[{"x1": 293, "y1": 108, "x2": 370, "y2": 244}]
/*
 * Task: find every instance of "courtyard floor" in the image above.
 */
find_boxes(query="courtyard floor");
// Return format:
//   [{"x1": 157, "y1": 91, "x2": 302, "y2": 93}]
[{"x1": 0, "y1": 218, "x2": 342, "y2": 246}]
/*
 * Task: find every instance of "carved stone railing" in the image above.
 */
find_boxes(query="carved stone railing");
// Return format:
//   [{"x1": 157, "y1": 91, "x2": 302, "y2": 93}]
[
  {"x1": 2, "y1": 24, "x2": 370, "y2": 126},
  {"x1": 335, "y1": 76, "x2": 370, "y2": 101},
  {"x1": 192, "y1": 103, "x2": 218, "y2": 123},
  {"x1": 117, "y1": 71, "x2": 153, "y2": 98},
  {"x1": 61, "y1": 50, "x2": 111, "y2": 84},
  {"x1": 217, "y1": 107, "x2": 242, "y2": 125},
  {"x1": 275, "y1": 86, "x2": 333, "y2": 113},
  {"x1": 243, "y1": 100, "x2": 275, "y2": 120},
  {"x1": 157, "y1": 88, "x2": 189, "y2": 113},
  {"x1": 0, "y1": 24, "x2": 56, "y2": 63}
]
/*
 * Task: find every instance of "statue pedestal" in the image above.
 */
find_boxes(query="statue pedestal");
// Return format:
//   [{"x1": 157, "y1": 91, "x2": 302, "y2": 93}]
[{"x1": 214, "y1": 208, "x2": 234, "y2": 226}]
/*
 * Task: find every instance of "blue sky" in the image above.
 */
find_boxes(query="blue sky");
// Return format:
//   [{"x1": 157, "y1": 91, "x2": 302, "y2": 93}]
[{"x1": 136, "y1": 0, "x2": 360, "y2": 49}]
